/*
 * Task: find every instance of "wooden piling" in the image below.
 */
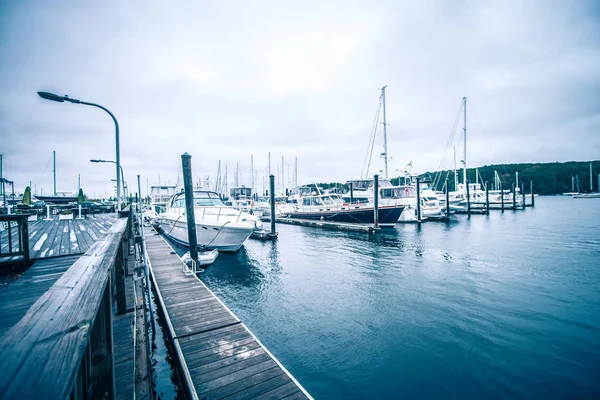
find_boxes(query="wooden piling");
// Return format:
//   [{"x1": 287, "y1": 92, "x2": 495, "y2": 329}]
[
  {"x1": 530, "y1": 180, "x2": 535, "y2": 207},
  {"x1": 349, "y1": 182, "x2": 354, "y2": 205},
  {"x1": 416, "y1": 177, "x2": 421, "y2": 223},
  {"x1": 466, "y1": 179, "x2": 471, "y2": 217},
  {"x1": 512, "y1": 182, "x2": 516, "y2": 210},
  {"x1": 500, "y1": 183, "x2": 504, "y2": 211},
  {"x1": 485, "y1": 181, "x2": 490, "y2": 214},
  {"x1": 181, "y1": 153, "x2": 199, "y2": 264},
  {"x1": 445, "y1": 178, "x2": 450, "y2": 218},
  {"x1": 269, "y1": 174, "x2": 276, "y2": 235},
  {"x1": 373, "y1": 174, "x2": 379, "y2": 229},
  {"x1": 521, "y1": 183, "x2": 525, "y2": 209}
]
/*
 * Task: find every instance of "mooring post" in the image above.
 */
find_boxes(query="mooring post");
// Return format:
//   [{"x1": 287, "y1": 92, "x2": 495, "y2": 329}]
[
  {"x1": 445, "y1": 178, "x2": 450, "y2": 218},
  {"x1": 181, "y1": 153, "x2": 199, "y2": 264},
  {"x1": 269, "y1": 174, "x2": 276, "y2": 235},
  {"x1": 485, "y1": 181, "x2": 490, "y2": 214},
  {"x1": 530, "y1": 180, "x2": 535, "y2": 207},
  {"x1": 512, "y1": 182, "x2": 516, "y2": 210},
  {"x1": 373, "y1": 174, "x2": 379, "y2": 228},
  {"x1": 466, "y1": 179, "x2": 471, "y2": 217},
  {"x1": 521, "y1": 183, "x2": 525, "y2": 209},
  {"x1": 416, "y1": 177, "x2": 421, "y2": 223},
  {"x1": 45, "y1": 204, "x2": 51, "y2": 221},
  {"x1": 500, "y1": 183, "x2": 505, "y2": 212},
  {"x1": 349, "y1": 182, "x2": 354, "y2": 205}
]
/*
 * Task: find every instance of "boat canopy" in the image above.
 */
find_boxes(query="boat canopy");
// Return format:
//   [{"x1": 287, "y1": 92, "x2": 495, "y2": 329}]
[
  {"x1": 347, "y1": 178, "x2": 392, "y2": 190},
  {"x1": 380, "y1": 186, "x2": 416, "y2": 199}
]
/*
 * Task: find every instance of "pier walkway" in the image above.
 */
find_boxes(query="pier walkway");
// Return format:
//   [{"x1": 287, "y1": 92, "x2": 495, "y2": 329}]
[
  {"x1": 0, "y1": 213, "x2": 116, "y2": 260},
  {"x1": 144, "y1": 227, "x2": 312, "y2": 400}
]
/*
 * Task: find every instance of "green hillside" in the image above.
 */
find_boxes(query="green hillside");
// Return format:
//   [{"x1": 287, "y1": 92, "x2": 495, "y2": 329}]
[{"x1": 406, "y1": 161, "x2": 600, "y2": 195}]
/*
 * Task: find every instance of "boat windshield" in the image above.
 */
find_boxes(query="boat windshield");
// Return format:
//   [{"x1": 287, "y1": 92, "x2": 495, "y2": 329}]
[{"x1": 194, "y1": 192, "x2": 225, "y2": 206}]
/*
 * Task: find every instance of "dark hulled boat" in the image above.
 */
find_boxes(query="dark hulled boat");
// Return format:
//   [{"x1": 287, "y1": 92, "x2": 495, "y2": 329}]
[{"x1": 285, "y1": 193, "x2": 403, "y2": 227}]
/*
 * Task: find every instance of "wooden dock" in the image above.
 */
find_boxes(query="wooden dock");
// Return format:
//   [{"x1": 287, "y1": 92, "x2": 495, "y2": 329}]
[
  {"x1": 262, "y1": 216, "x2": 374, "y2": 233},
  {"x1": 144, "y1": 227, "x2": 312, "y2": 400},
  {"x1": 0, "y1": 213, "x2": 117, "y2": 261}
]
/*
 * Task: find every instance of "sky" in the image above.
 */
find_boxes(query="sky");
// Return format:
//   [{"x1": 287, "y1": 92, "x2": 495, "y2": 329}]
[{"x1": 1, "y1": 0, "x2": 599, "y2": 198}]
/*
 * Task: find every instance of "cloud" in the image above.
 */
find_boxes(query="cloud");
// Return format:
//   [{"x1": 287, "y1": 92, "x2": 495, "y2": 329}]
[{"x1": 1, "y1": 0, "x2": 599, "y2": 197}]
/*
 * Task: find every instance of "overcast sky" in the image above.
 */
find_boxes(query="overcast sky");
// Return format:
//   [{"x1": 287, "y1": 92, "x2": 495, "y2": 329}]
[{"x1": 1, "y1": 0, "x2": 599, "y2": 197}]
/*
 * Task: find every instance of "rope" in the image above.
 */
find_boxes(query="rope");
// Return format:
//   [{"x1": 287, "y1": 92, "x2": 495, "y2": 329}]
[{"x1": 361, "y1": 95, "x2": 383, "y2": 178}]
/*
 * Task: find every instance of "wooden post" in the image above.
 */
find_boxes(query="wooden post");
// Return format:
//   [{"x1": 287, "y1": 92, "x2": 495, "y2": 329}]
[
  {"x1": 530, "y1": 180, "x2": 535, "y2": 207},
  {"x1": 500, "y1": 183, "x2": 505, "y2": 212},
  {"x1": 485, "y1": 181, "x2": 490, "y2": 215},
  {"x1": 466, "y1": 179, "x2": 471, "y2": 217},
  {"x1": 521, "y1": 183, "x2": 525, "y2": 209},
  {"x1": 181, "y1": 153, "x2": 199, "y2": 264},
  {"x1": 349, "y1": 182, "x2": 354, "y2": 205},
  {"x1": 445, "y1": 178, "x2": 450, "y2": 218},
  {"x1": 269, "y1": 174, "x2": 276, "y2": 235},
  {"x1": 21, "y1": 215, "x2": 30, "y2": 267},
  {"x1": 373, "y1": 174, "x2": 379, "y2": 228},
  {"x1": 115, "y1": 233, "x2": 127, "y2": 314},
  {"x1": 512, "y1": 182, "x2": 516, "y2": 210},
  {"x1": 416, "y1": 177, "x2": 421, "y2": 223}
]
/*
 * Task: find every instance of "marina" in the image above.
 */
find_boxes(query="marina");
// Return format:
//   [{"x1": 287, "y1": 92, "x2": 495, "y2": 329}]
[{"x1": 2, "y1": 1, "x2": 600, "y2": 398}]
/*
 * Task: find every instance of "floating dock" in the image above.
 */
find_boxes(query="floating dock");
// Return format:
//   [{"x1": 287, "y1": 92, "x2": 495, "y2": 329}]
[
  {"x1": 144, "y1": 227, "x2": 312, "y2": 399},
  {"x1": 262, "y1": 216, "x2": 374, "y2": 233}
]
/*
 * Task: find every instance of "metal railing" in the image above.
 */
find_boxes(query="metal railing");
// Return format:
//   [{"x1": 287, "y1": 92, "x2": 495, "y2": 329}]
[
  {"x1": 0, "y1": 214, "x2": 30, "y2": 268},
  {"x1": 0, "y1": 212, "x2": 131, "y2": 399}
]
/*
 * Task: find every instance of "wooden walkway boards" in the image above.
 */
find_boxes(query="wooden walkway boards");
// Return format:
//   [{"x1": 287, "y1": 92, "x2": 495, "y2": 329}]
[
  {"x1": 0, "y1": 214, "x2": 116, "y2": 260},
  {"x1": 144, "y1": 228, "x2": 312, "y2": 400},
  {"x1": 0, "y1": 255, "x2": 80, "y2": 336}
]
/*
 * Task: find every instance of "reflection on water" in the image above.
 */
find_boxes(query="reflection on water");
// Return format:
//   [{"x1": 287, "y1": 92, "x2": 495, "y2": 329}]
[{"x1": 194, "y1": 197, "x2": 599, "y2": 399}]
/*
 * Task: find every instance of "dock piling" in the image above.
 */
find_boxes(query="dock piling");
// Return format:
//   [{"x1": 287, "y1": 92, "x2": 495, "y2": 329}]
[
  {"x1": 521, "y1": 183, "x2": 525, "y2": 209},
  {"x1": 530, "y1": 180, "x2": 535, "y2": 207},
  {"x1": 466, "y1": 179, "x2": 471, "y2": 217},
  {"x1": 512, "y1": 182, "x2": 516, "y2": 210},
  {"x1": 373, "y1": 174, "x2": 379, "y2": 229},
  {"x1": 269, "y1": 174, "x2": 276, "y2": 235},
  {"x1": 501, "y1": 183, "x2": 505, "y2": 212},
  {"x1": 416, "y1": 177, "x2": 421, "y2": 223},
  {"x1": 485, "y1": 181, "x2": 490, "y2": 214},
  {"x1": 445, "y1": 178, "x2": 450, "y2": 218},
  {"x1": 349, "y1": 182, "x2": 354, "y2": 205},
  {"x1": 181, "y1": 153, "x2": 199, "y2": 264}
]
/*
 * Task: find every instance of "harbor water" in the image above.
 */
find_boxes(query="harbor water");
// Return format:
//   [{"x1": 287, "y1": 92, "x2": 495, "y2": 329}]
[{"x1": 194, "y1": 196, "x2": 599, "y2": 399}]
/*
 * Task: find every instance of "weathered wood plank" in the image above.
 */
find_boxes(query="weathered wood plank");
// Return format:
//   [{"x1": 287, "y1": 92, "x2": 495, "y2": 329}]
[
  {"x1": 145, "y1": 228, "x2": 310, "y2": 400},
  {"x1": 0, "y1": 218, "x2": 128, "y2": 399}
]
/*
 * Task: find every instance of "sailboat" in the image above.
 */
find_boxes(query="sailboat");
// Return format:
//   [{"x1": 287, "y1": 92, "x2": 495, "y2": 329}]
[{"x1": 573, "y1": 163, "x2": 600, "y2": 198}]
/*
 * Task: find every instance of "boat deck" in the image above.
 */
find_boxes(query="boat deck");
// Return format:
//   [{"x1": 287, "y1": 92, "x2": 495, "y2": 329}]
[
  {"x1": 144, "y1": 227, "x2": 312, "y2": 399},
  {"x1": 262, "y1": 216, "x2": 374, "y2": 232}
]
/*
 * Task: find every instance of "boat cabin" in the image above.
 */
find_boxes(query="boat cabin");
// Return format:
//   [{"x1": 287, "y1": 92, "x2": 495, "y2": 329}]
[
  {"x1": 346, "y1": 178, "x2": 392, "y2": 190},
  {"x1": 169, "y1": 191, "x2": 225, "y2": 208},
  {"x1": 230, "y1": 187, "x2": 252, "y2": 200}
]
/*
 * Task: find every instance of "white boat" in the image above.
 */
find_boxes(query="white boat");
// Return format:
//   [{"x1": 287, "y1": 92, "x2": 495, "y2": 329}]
[
  {"x1": 573, "y1": 193, "x2": 600, "y2": 199},
  {"x1": 156, "y1": 190, "x2": 263, "y2": 252}
]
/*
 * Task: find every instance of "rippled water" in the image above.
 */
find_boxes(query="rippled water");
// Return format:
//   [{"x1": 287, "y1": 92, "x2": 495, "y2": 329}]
[{"x1": 197, "y1": 196, "x2": 600, "y2": 399}]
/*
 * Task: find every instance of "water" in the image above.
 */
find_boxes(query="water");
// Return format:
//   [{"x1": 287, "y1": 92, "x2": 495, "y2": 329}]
[{"x1": 195, "y1": 196, "x2": 599, "y2": 399}]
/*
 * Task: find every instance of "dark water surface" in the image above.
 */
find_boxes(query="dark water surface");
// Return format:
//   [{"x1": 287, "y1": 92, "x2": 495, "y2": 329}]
[{"x1": 198, "y1": 196, "x2": 600, "y2": 399}]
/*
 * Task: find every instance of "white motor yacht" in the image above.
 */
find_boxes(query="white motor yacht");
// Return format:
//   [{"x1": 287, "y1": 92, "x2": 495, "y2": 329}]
[{"x1": 156, "y1": 190, "x2": 262, "y2": 252}]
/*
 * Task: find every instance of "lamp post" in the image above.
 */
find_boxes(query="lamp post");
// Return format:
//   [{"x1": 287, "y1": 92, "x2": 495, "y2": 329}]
[
  {"x1": 38, "y1": 91, "x2": 120, "y2": 216},
  {"x1": 91, "y1": 159, "x2": 126, "y2": 202},
  {"x1": 111, "y1": 179, "x2": 129, "y2": 201}
]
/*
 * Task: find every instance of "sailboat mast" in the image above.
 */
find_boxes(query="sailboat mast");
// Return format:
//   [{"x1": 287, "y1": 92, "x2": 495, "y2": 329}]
[
  {"x1": 250, "y1": 155, "x2": 254, "y2": 191},
  {"x1": 381, "y1": 85, "x2": 389, "y2": 179},
  {"x1": 53, "y1": 150, "x2": 57, "y2": 196},
  {"x1": 282, "y1": 156, "x2": 285, "y2": 194},
  {"x1": 463, "y1": 97, "x2": 467, "y2": 186},
  {"x1": 453, "y1": 146, "x2": 457, "y2": 191},
  {"x1": 590, "y1": 162, "x2": 593, "y2": 192},
  {"x1": 294, "y1": 157, "x2": 298, "y2": 187}
]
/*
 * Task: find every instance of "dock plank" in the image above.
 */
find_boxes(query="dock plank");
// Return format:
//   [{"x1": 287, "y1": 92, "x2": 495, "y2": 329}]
[{"x1": 145, "y1": 228, "x2": 311, "y2": 400}]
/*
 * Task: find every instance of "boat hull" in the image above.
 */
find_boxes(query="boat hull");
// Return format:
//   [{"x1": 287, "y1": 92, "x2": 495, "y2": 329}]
[
  {"x1": 156, "y1": 217, "x2": 253, "y2": 252},
  {"x1": 288, "y1": 206, "x2": 404, "y2": 227}
]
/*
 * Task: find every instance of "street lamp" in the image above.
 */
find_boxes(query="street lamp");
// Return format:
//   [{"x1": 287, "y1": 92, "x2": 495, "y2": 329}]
[
  {"x1": 90, "y1": 159, "x2": 126, "y2": 202},
  {"x1": 38, "y1": 91, "x2": 121, "y2": 216}
]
